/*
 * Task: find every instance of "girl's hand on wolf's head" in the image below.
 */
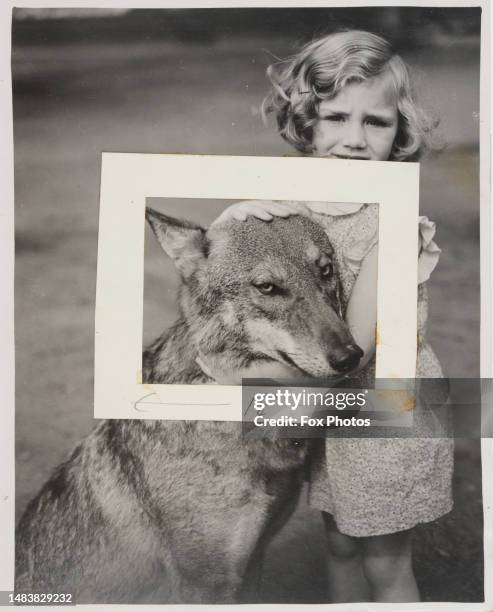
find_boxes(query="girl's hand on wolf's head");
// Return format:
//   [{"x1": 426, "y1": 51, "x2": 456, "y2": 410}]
[{"x1": 212, "y1": 200, "x2": 309, "y2": 226}]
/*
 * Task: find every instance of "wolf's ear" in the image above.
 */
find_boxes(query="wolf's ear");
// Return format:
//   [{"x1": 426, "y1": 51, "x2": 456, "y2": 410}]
[{"x1": 146, "y1": 207, "x2": 208, "y2": 278}]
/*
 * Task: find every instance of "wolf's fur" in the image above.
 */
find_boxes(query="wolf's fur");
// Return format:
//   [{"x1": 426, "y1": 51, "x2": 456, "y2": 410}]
[
  {"x1": 15, "y1": 210, "x2": 361, "y2": 604},
  {"x1": 144, "y1": 210, "x2": 362, "y2": 382}
]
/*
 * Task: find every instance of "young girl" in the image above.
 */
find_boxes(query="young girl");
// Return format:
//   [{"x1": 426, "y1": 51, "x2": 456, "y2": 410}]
[{"x1": 203, "y1": 30, "x2": 453, "y2": 603}]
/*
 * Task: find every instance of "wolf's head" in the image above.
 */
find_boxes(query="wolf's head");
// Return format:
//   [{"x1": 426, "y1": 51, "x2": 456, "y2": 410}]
[{"x1": 146, "y1": 207, "x2": 363, "y2": 378}]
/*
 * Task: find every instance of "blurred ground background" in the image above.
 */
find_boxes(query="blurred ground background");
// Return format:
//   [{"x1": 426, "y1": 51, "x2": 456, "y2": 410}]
[{"x1": 13, "y1": 7, "x2": 483, "y2": 603}]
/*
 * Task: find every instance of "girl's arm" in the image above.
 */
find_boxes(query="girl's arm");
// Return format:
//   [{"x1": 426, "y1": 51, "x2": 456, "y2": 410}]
[{"x1": 345, "y1": 244, "x2": 378, "y2": 369}]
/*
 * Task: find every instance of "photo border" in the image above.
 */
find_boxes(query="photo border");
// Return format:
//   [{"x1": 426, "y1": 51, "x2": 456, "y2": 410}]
[
  {"x1": 2, "y1": 3, "x2": 490, "y2": 608},
  {"x1": 95, "y1": 153, "x2": 419, "y2": 420}
]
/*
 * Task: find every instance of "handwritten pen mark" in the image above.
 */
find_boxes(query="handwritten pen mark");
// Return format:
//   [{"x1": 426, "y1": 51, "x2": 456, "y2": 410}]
[
  {"x1": 134, "y1": 392, "x2": 157, "y2": 412},
  {"x1": 134, "y1": 393, "x2": 231, "y2": 413}
]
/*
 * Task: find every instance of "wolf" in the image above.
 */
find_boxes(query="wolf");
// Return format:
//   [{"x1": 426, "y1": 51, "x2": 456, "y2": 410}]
[{"x1": 15, "y1": 209, "x2": 362, "y2": 604}]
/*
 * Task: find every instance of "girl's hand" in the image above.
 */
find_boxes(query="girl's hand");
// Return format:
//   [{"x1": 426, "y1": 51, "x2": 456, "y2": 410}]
[{"x1": 212, "y1": 200, "x2": 309, "y2": 226}]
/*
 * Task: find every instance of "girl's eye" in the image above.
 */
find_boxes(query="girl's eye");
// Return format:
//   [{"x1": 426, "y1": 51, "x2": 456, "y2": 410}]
[
  {"x1": 254, "y1": 282, "x2": 278, "y2": 295},
  {"x1": 320, "y1": 263, "x2": 333, "y2": 278},
  {"x1": 365, "y1": 117, "x2": 392, "y2": 128},
  {"x1": 325, "y1": 114, "x2": 345, "y2": 124}
]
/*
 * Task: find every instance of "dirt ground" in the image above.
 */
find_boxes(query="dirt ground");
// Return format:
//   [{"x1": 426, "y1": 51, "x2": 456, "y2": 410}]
[{"x1": 13, "y1": 31, "x2": 483, "y2": 602}]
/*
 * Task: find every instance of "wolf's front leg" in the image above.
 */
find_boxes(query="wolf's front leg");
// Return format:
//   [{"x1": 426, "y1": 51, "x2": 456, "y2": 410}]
[{"x1": 156, "y1": 501, "x2": 279, "y2": 604}]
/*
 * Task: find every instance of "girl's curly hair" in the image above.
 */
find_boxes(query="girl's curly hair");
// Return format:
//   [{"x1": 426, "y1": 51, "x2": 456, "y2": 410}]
[{"x1": 262, "y1": 30, "x2": 438, "y2": 161}]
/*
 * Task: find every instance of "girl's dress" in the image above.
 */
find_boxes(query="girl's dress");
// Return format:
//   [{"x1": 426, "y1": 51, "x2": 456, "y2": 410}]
[{"x1": 303, "y1": 202, "x2": 454, "y2": 537}]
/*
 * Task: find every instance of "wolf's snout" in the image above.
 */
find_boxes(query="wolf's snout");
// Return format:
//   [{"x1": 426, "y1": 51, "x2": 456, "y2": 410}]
[{"x1": 328, "y1": 344, "x2": 364, "y2": 373}]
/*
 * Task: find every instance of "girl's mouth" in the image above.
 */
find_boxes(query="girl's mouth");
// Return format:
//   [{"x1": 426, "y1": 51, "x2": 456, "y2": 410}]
[{"x1": 330, "y1": 154, "x2": 370, "y2": 160}]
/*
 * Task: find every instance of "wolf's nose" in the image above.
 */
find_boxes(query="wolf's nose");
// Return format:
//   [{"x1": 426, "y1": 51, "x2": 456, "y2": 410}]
[{"x1": 329, "y1": 344, "x2": 364, "y2": 373}]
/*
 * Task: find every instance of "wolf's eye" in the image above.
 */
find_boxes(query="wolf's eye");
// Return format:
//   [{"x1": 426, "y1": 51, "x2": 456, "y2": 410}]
[
  {"x1": 254, "y1": 282, "x2": 277, "y2": 295},
  {"x1": 320, "y1": 263, "x2": 333, "y2": 278}
]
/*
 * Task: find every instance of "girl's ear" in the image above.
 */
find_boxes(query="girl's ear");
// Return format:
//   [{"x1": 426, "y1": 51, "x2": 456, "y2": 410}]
[{"x1": 145, "y1": 207, "x2": 208, "y2": 278}]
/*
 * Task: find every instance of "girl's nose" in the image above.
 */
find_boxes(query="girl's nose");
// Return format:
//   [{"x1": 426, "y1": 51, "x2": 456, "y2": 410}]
[{"x1": 343, "y1": 121, "x2": 366, "y2": 149}]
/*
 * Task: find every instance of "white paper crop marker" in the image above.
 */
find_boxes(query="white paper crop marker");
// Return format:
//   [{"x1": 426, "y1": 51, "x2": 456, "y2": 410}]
[{"x1": 95, "y1": 153, "x2": 419, "y2": 421}]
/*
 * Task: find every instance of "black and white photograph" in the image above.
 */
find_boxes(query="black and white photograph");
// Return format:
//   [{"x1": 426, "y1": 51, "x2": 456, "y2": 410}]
[
  {"x1": 7, "y1": 3, "x2": 488, "y2": 607},
  {"x1": 143, "y1": 198, "x2": 380, "y2": 387}
]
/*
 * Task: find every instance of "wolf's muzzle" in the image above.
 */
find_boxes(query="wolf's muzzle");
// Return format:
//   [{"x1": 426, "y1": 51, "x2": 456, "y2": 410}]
[{"x1": 328, "y1": 344, "x2": 364, "y2": 373}]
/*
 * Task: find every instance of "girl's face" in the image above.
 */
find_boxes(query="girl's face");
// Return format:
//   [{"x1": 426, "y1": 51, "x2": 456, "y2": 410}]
[{"x1": 312, "y1": 75, "x2": 399, "y2": 161}]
